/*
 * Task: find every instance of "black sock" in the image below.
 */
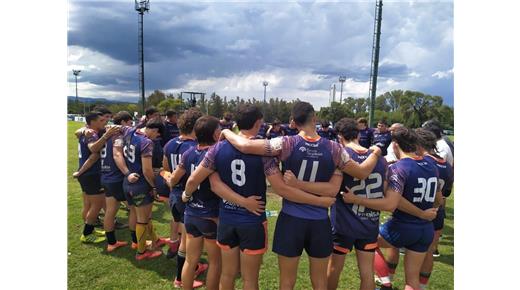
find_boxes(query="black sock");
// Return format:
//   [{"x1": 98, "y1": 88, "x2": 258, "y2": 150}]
[
  {"x1": 130, "y1": 230, "x2": 137, "y2": 244},
  {"x1": 176, "y1": 251, "x2": 186, "y2": 281},
  {"x1": 106, "y1": 231, "x2": 116, "y2": 245},
  {"x1": 83, "y1": 223, "x2": 95, "y2": 236}
]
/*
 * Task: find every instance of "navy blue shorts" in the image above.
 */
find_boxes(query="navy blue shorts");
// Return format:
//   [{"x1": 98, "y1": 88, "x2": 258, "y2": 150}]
[
  {"x1": 217, "y1": 221, "x2": 268, "y2": 255},
  {"x1": 155, "y1": 175, "x2": 170, "y2": 198},
  {"x1": 123, "y1": 179, "x2": 154, "y2": 207},
  {"x1": 332, "y1": 232, "x2": 378, "y2": 254},
  {"x1": 272, "y1": 211, "x2": 333, "y2": 258},
  {"x1": 169, "y1": 192, "x2": 186, "y2": 223},
  {"x1": 184, "y1": 215, "x2": 218, "y2": 240},
  {"x1": 102, "y1": 180, "x2": 126, "y2": 202},
  {"x1": 78, "y1": 173, "x2": 103, "y2": 195},
  {"x1": 379, "y1": 218, "x2": 434, "y2": 253},
  {"x1": 432, "y1": 206, "x2": 445, "y2": 231}
]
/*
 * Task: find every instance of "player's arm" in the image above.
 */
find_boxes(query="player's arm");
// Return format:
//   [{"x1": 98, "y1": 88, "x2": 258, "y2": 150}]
[
  {"x1": 169, "y1": 164, "x2": 186, "y2": 188},
  {"x1": 342, "y1": 187, "x2": 400, "y2": 212},
  {"x1": 87, "y1": 126, "x2": 117, "y2": 153},
  {"x1": 113, "y1": 142, "x2": 129, "y2": 176},
  {"x1": 397, "y1": 198, "x2": 438, "y2": 221},
  {"x1": 221, "y1": 129, "x2": 275, "y2": 156},
  {"x1": 283, "y1": 169, "x2": 342, "y2": 197},
  {"x1": 268, "y1": 172, "x2": 335, "y2": 208},
  {"x1": 73, "y1": 153, "x2": 100, "y2": 177},
  {"x1": 183, "y1": 165, "x2": 214, "y2": 202},
  {"x1": 341, "y1": 146, "x2": 382, "y2": 180},
  {"x1": 162, "y1": 155, "x2": 171, "y2": 172},
  {"x1": 209, "y1": 173, "x2": 265, "y2": 216},
  {"x1": 141, "y1": 156, "x2": 155, "y2": 188}
]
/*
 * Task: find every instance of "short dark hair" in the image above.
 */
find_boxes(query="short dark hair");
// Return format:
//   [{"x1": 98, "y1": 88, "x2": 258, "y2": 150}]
[
  {"x1": 85, "y1": 111, "x2": 103, "y2": 125},
  {"x1": 236, "y1": 104, "x2": 263, "y2": 130},
  {"x1": 178, "y1": 108, "x2": 203, "y2": 135},
  {"x1": 94, "y1": 106, "x2": 112, "y2": 116},
  {"x1": 145, "y1": 118, "x2": 165, "y2": 137},
  {"x1": 334, "y1": 118, "x2": 359, "y2": 141},
  {"x1": 321, "y1": 120, "x2": 330, "y2": 127},
  {"x1": 392, "y1": 127, "x2": 417, "y2": 153},
  {"x1": 166, "y1": 110, "x2": 177, "y2": 118},
  {"x1": 113, "y1": 111, "x2": 133, "y2": 125},
  {"x1": 291, "y1": 101, "x2": 315, "y2": 126},
  {"x1": 357, "y1": 118, "x2": 368, "y2": 125},
  {"x1": 415, "y1": 128, "x2": 438, "y2": 152},
  {"x1": 145, "y1": 106, "x2": 159, "y2": 118},
  {"x1": 422, "y1": 119, "x2": 442, "y2": 139},
  {"x1": 194, "y1": 116, "x2": 220, "y2": 145},
  {"x1": 378, "y1": 119, "x2": 388, "y2": 126},
  {"x1": 272, "y1": 119, "x2": 281, "y2": 126}
]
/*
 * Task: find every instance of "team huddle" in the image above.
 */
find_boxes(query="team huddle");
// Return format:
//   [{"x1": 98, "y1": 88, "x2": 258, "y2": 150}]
[{"x1": 73, "y1": 101, "x2": 454, "y2": 290}]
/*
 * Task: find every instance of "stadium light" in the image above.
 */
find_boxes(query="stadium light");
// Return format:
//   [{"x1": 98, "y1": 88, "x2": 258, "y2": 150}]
[
  {"x1": 339, "y1": 76, "x2": 346, "y2": 104},
  {"x1": 72, "y1": 69, "x2": 82, "y2": 114},
  {"x1": 135, "y1": 0, "x2": 150, "y2": 115},
  {"x1": 263, "y1": 81, "x2": 268, "y2": 103}
]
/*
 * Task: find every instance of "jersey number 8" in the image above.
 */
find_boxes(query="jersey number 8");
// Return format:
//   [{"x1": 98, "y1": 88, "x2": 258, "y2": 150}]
[{"x1": 231, "y1": 159, "x2": 246, "y2": 186}]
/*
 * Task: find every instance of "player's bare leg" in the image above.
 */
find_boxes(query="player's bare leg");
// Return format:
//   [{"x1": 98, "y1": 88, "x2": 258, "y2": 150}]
[
  {"x1": 419, "y1": 230, "x2": 442, "y2": 288},
  {"x1": 104, "y1": 196, "x2": 127, "y2": 251},
  {"x1": 240, "y1": 251, "x2": 263, "y2": 290},
  {"x1": 374, "y1": 236, "x2": 397, "y2": 288},
  {"x1": 356, "y1": 250, "x2": 376, "y2": 290},
  {"x1": 278, "y1": 255, "x2": 300, "y2": 290},
  {"x1": 85, "y1": 194, "x2": 104, "y2": 227},
  {"x1": 182, "y1": 235, "x2": 204, "y2": 290},
  {"x1": 82, "y1": 193, "x2": 90, "y2": 222},
  {"x1": 203, "y1": 239, "x2": 222, "y2": 290},
  {"x1": 327, "y1": 253, "x2": 346, "y2": 290},
  {"x1": 219, "y1": 246, "x2": 240, "y2": 290},
  {"x1": 403, "y1": 249, "x2": 427, "y2": 290},
  {"x1": 309, "y1": 256, "x2": 329, "y2": 290}
]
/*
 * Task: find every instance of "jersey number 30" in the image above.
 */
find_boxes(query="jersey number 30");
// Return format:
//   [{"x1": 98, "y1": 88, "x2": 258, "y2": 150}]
[{"x1": 413, "y1": 177, "x2": 437, "y2": 203}]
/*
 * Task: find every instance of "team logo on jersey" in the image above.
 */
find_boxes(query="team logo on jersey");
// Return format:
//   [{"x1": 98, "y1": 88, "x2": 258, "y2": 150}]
[{"x1": 299, "y1": 146, "x2": 307, "y2": 152}]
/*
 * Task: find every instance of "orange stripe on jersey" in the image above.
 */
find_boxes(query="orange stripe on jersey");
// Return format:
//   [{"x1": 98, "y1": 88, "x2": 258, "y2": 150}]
[
  {"x1": 426, "y1": 154, "x2": 446, "y2": 164},
  {"x1": 301, "y1": 135, "x2": 321, "y2": 142},
  {"x1": 333, "y1": 245, "x2": 351, "y2": 254}
]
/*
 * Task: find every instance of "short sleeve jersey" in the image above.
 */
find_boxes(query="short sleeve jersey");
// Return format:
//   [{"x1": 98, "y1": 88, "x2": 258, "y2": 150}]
[
  {"x1": 387, "y1": 157, "x2": 439, "y2": 224},
  {"x1": 424, "y1": 154, "x2": 454, "y2": 198},
  {"x1": 182, "y1": 146, "x2": 220, "y2": 218},
  {"x1": 100, "y1": 136, "x2": 124, "y2": 183},
  {"x1": 282, "y1": 125, "x2": 299, "y2": 136},
  {"x1": 220, "y1": 120, "x2": 234, "y2": 131},
  {"x1": 266, "y1": 135, "x2": 350, "y2": 220},
  {"x1": 121, "y1": 127, "x2": 153, "y2": 177},
  {"x1": 255, "y1": 123, "x2": 268, "y2": 139},
  {"x1": 78, "y1": 133, "x2": 101, "y2": 176},
  {"x1": 202, "y1": 140, "x2": 279, "y2": 225},
  {"x1": 331, "y1": 147, "x2": 387, "y2": 238},
  {"x1": 372, "y1": 130, "x2": 392, "y2": 156},
  {"x1": 317, "y1": 128, "x2": 337, "y2": 141},
  {"x1": 163, "y1": 137, "x2": 197, "y2": 194},
  {"x1": 163, "y1": 121, "x2": 180, "y2": 146},
  {"x1": 358, "y1": 128, "x2": 374, "y2": 149},
  {"x1": 267, "y1": 129, "x2": 283, "y2": 139}
]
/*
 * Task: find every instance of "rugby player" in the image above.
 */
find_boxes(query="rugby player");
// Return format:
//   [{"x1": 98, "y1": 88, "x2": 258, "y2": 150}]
[
  {"x1": 163, "y1": 110, "x2": 180, "y2": 145},
  {"x1": 372, "y1": 120, "x2": 392, "y2": 156},
  {"x1": 385, "y1": 123, "x2": 403, "y2": 164},
  {"x1": 179, "y1": 116, "x2": 222, "y2": 290},
  {"x1": 120, "y1": 119, "x2": 167, "y2": 260},
  {"x1": 415, "y1": 128, "x2": 454, "y2": 289},
  {"x1": 282, "y1": 119, "x2": 299, "y2": 136},
  {"x1": 185, "y1": 104, "x2": 337, "y2": 290},
  {"x1": 422, "y1": 120, "x2": 454, "y2": 167},
  {"x1": 357, "y1": 118, "x2": 373, "y2": 149},
  {"x1": 266, "y1": 119, "x2": 284, "y2": 139},
  {"x1": 323, "y1": 118, "x2": 389, "y2": 290},
  {"x1": 77, "y1": 111, "x2": 120, "y2": 243},
  {"x1": 220, "y1": 112, "x2": 235, "y2": 130},
  {"x1": 219, "y1": 101, "x2": 383, "y2": 290},
  {"x1": 317, "y1": 120, "x2": 337, "y2": 141},
  {"x1": 347, "y1": 127, "x2": 441, "y2": 290},
  {"x1": 162, "y1": 108, "x2": 207, "y2": 288}
]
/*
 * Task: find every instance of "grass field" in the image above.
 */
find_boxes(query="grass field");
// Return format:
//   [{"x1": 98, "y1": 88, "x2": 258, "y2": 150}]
[{"x1": 67, "y1": 121, "x2": 454, "y2": 290}]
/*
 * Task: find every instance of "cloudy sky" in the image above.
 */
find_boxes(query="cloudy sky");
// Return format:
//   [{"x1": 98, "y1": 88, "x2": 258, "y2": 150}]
[{"x1": 67, "y1": 0, "x2": 453, "y2": 108}]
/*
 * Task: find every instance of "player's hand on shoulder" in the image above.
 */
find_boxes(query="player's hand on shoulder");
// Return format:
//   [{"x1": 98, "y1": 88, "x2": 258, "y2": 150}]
[
  {"x1": 421, "y1": 207, "x2": 438, "y2": 221},
  {"x1": 84, "y1": 128, "x2": 95, "y2": 138},
  {"x1": 283, "y1": 170, "x2": 298, "y2": 187},
  {"x1": 72, "y1": 171, "x2": 80, "y2": 178},
  {"x1": 242, "y1": 195, "x2": 266, "y2": 216},
  {"x1": 105, "y1": 125, "x2": 121, "y2": 137},
  {"x1": 369, "y1": 145, "x2": 382, "y2": 157}
]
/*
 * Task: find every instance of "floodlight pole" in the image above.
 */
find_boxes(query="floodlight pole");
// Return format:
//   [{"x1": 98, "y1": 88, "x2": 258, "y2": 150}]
[
  {"x1": 135, "y1": 0, "x2": 150, "y2": 115},
  {"x1": 368, "y1": 0, "x2": 383, "y2": 127},
  {"x1": 339, "y1": 76, "x2": 346, "y2": 104},
  {"x1": 73, "y1": 69, "x2": 81, "y2": 114},
  {"x1": 263, "y1": 81, "x2": 268, "y2": 104}
]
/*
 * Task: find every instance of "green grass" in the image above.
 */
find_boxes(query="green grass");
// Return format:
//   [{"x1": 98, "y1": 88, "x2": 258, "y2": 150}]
[{"x1": 68, "y1": 121, "x2": 454, "y2": 289}]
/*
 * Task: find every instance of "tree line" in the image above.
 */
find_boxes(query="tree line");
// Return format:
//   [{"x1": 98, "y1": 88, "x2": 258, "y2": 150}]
[{"x1": 68, "y1": 89, "x2": 453, "y2": 130}]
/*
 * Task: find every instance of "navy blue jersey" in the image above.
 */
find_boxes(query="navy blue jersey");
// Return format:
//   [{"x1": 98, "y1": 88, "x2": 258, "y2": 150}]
[
  {"x1": 163, "y1": 137, "x2": 197, "y2": 195},
  {"x1": 317, "y1": 128, "x2": 337, "y2": 141},
  {"x1": 121, "y1": 127, "x2": 154, "y2": 178},
  {"x1": 424, "y1": 154, "x2": 454, "y2": 198},
  {"x1": 220, "y1": 120, "x2": 234, "y2": 131},
  {"x1": 152, "y1": 138, "x2": 164, "y2": 169},
  {"x1": 255, "y1": 123, "x2": 268, "y2": 139},
  {"x1": 358, "y1": 128, "x2": 374, "y2": 149},
  {"x1": 100, "y1": 137, "x2": 124, "y2": 183},
  {"x1": 267, "y1": 135, "x2": 350, "y2": 220},
  {"x1": 282, "y1": 125, "x2": 299, "y2": 136},
  {"x1": 372, "y1": 130, "x2": 392, "y2": 156},
  {"x1": 163, "y1": 121, "x2": 180, "y2": 146},
  {"x1": 182, "y1": 146, "x2": 220, "y2": 218},
  {"x1": 202, "y1": 140, "x2": 279, "y2": 225},
  {"x1": 78, "y1": 133, "x2": 101, "y2": 176},
  {"x1": 331, "y1": 147, "x2": 387, "y2": 238},
  {"x1": 267, "y1": 128, "x2": 283, "y2": 139},
  {"x1": 388, "y1": 157, "x2": 439, "y2": 224}
]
